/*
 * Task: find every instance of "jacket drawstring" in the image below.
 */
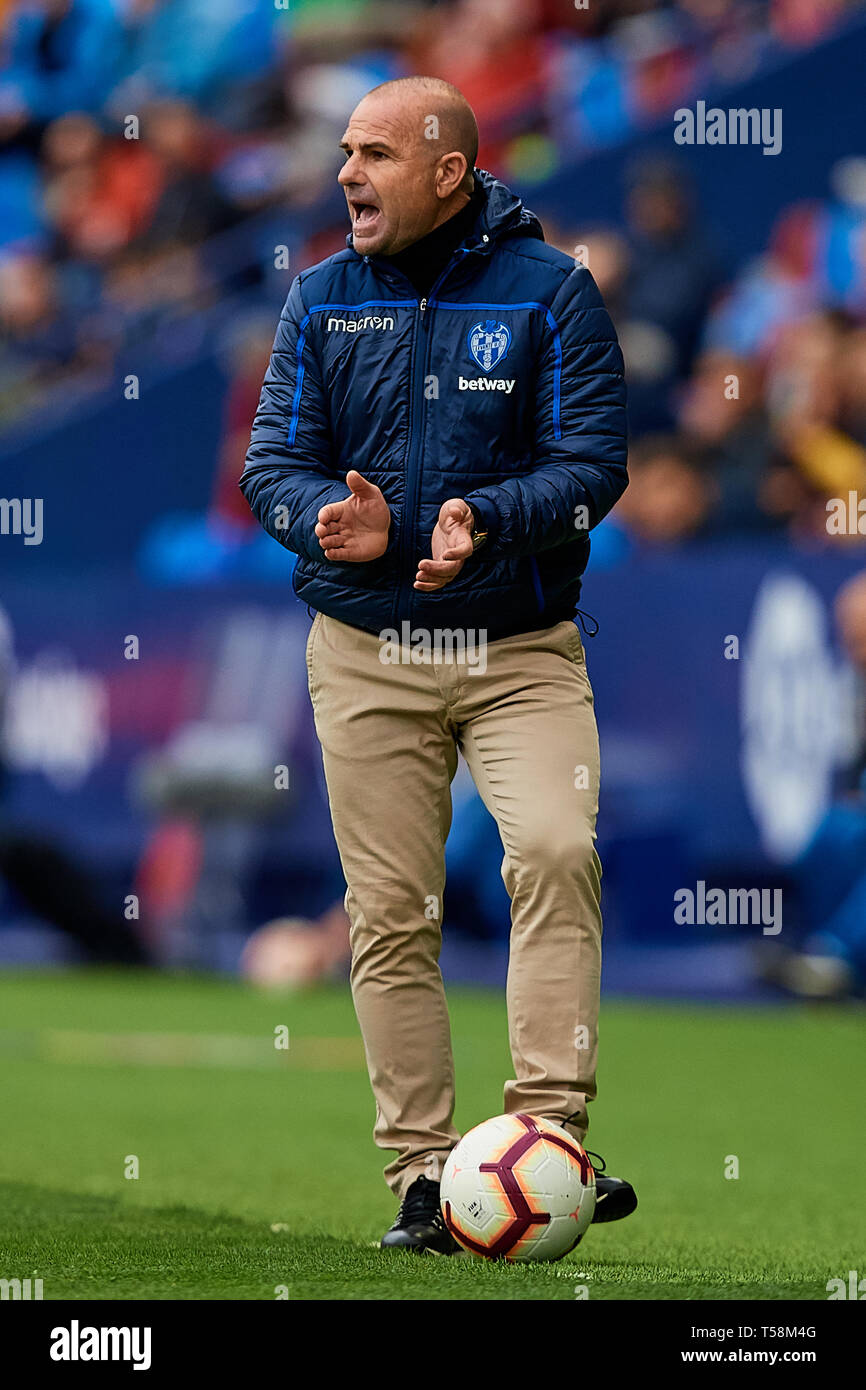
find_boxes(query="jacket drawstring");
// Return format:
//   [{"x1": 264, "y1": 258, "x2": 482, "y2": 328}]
[{"x1": 575, "y1": 607, "x2": 599, "y2": 638}]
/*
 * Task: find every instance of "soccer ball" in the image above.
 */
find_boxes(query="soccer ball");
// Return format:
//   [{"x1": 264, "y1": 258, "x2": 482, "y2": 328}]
[{"x1": 440, "y1": 1112, "x2": 596, "y2": 1262}]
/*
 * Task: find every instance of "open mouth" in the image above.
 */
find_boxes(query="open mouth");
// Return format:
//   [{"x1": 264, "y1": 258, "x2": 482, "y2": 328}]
[{"x1": 349, "y1": 199, "x2": 381, "y2": 235}]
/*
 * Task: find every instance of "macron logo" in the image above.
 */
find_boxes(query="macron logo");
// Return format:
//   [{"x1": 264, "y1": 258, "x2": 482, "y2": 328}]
[
  {"x1": 326, "y1": 315, "x2": 394, "y2": 333},
  {"x1": 459, "y1": 375, "x2": 515, "y2": 394}
]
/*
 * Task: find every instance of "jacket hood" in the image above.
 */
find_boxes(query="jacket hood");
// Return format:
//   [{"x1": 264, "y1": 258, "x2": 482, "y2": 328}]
[
  {"x1": 473, "y1": 167, "x2": 544, "y2": 245},
  {"x1": 344, "y1": 167, "x2": 544, "y2": 254}
]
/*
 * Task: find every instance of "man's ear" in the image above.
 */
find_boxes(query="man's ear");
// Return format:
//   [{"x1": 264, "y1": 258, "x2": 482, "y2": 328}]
[{"x1": 435, "y1": 152, "x2": 469, "y2": 200}]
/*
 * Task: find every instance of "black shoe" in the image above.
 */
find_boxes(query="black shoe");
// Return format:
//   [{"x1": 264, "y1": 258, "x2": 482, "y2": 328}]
[
  {"x1": 585, "y1": 1150, "x2": 638, "y2": 1224},
  {"x1": 380, "y1": 1175, "x2": 461, "y2": 1254}
]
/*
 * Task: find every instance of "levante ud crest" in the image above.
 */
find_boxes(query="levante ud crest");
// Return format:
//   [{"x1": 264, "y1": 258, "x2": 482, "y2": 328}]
[{"x1": 468, "y1": 320, "x2": 512, "y2": 373}]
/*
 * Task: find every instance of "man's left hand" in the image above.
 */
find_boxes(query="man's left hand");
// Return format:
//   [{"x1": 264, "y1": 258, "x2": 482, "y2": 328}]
[{"x1": 414, "y1": 498, "x2": 475, "y2": 591}]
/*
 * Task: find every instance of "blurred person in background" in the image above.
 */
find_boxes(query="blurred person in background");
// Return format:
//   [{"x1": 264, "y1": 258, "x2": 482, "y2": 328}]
[
  {"x1": 210, "y1": 314, "x2": 276, "y2": 532},
  {"x1": 548, "y1": 167, "x2": 724, "y2": 439},
  {"x1": 764, "y1": 312, "x2": 866, "y2": 531},
  {"x1": 138, "y1": 311, "x2": 302, "y2": 584},
  {"x1": 702, "y1": 201, "x2": 821, "y2": 360},
  {"x1": 548, "y1": 221, "x2": 687, "y2": 436},
  {"x1": 613, "y1": 433, "x2": 717, "y2": 547},
  {"x1": 0, "y1": 602, "x2": 149, "y2": 965},
  {"x1": 241, "y1": 760, "x2": 515, "y2": 992},
  {"x1": 677, "y1": 349, "x2": 782, "y2": 535},
  {"x1": 772, "y1": 571, "x2": 866, "y2": 998},
  {"x1": 0, "y1": 0, "x2": 121, "y2": 147},
  {"x1": 836, "y1": 321, "x2": 866, "y2": 448},
  {"x1": 408, "y1": 0, "x2": 547, "y2": 169},
  {"x1": 702, "y1": 157, "x2": 866, "y2": 363},
  {"x1": 138, "y1": 99, "x2": 236, "y2": 250},
  {"x1": 106, "y1": 0, "x2": 278, "y2": 117},
  {"x1": 0, "y1": 250, "x2": 94, "y2": 420},
  {"x1": 40, "y1": 110, "x2": 162, "y2": 262},
  {"x1": 546, "y1": 225, "x2": 630, "y2": 321},
  {"x1": 623, "y1": 159, "x2": 722, "y2": 383}
]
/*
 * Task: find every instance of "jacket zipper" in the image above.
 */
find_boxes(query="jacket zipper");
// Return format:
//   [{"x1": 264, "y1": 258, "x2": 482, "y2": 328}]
[
  {"x1": 402, "y1": 250, "x2": 492, "y2": 626},
  {"x1": 366, "y1": 245, "x2": 490, "y2": 629},
  {"x1": 396, "y1": 290, "x2": 434, "y2": 626}
]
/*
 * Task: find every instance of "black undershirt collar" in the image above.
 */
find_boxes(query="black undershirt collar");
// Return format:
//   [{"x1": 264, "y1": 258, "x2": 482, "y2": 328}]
[{"x1": 382, "y1": 182, "x2": 484, "y2": 299}]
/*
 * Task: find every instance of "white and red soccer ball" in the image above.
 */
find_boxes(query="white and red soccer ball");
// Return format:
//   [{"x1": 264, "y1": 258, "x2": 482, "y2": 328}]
[{"x1": 440, "y1": 1113, "x2": 596, "y2": 1262}]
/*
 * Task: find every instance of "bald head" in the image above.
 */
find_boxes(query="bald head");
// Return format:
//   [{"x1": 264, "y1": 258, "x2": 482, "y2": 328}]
[
  {"x1": 338, "y1": 77, "x2": 480, "y2": 256},
  {"x1": 367, "y1": 77, "x2": 479, "y2": 185}
]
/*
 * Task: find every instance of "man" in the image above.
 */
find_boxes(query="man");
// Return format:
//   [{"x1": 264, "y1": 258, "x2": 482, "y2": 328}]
[{"x1": 241, "y1": 76, "x2": 635, "y2": 1253}]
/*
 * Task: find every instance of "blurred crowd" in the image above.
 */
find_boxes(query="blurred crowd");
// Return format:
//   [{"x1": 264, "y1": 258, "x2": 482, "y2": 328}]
[
  {"x1": 557, "y1": 154, "x2": 866, "y2": 551},
  {"x1": 1, "y1": 0, "x2": 865, "y2": 551}
]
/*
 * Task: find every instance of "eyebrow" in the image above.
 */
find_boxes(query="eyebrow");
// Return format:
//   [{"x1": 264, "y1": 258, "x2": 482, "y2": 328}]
[{"x1": 339, "y1": 138, "x2": 396, "y2": 156}]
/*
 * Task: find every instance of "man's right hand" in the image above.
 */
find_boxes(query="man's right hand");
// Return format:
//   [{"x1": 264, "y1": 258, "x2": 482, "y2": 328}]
[{"x1": 315, "y1": 470, "x2": 391, "y2": 562}]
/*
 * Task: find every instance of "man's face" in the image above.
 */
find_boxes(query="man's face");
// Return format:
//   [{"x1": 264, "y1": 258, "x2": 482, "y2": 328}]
[{"x1": 338, "y1": 95, "x2": 444, "y2": 257}]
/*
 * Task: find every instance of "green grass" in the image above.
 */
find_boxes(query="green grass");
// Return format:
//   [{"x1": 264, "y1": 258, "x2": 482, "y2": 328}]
[{"x1": 0, "y1": 970, "x2": 862, "y2": 1300}]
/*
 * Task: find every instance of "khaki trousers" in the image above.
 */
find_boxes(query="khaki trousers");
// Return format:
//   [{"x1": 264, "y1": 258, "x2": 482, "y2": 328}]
[{"x1": 305, "y1": 611, "x2": 602, "y2": 1196}]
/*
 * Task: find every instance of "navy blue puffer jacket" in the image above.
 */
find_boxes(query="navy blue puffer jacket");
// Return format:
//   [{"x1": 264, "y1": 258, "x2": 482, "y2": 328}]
[{"x1": 241, "y1": 170, "x2": 628, "y2": 642}]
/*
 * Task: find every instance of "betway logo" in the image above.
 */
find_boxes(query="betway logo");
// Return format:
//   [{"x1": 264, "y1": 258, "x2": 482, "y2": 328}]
[
  {"x1": 459, "y1": 375, "x2": 515, "y2": 394},
  {"x1": 326, "y1": 315, "x2": 394, "y2": 333}
]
